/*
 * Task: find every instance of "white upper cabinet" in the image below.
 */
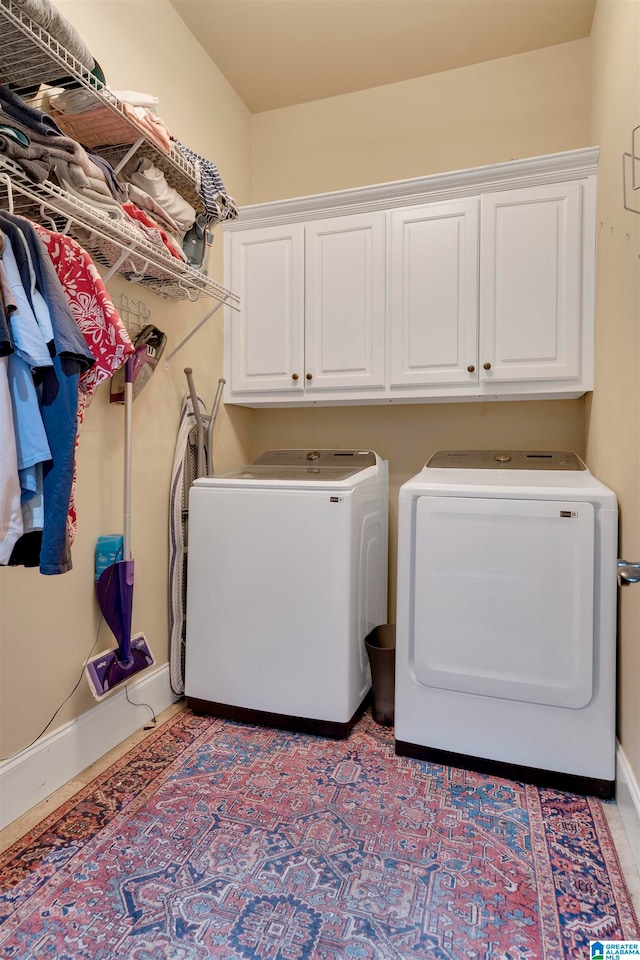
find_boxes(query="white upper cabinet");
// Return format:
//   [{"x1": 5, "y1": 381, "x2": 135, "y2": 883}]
[
  {"x1": 225, "y1": 213, "x2": 386, "y2": 401},
  {"x1": 224, "y1": 148, "x2": 597, "y2": 407},
  {"x1": 305, "y1": 213, "x2": 386, "y2": 391},
  {"x1": 228, "y1": 224, "x2": 304, "y2": 395},
  {"x1": 389, "y1": 198, "x2": 479, "y2": 387},
  {"x1": 479, "y1": 182, "x2": 583, "y2": 384}
]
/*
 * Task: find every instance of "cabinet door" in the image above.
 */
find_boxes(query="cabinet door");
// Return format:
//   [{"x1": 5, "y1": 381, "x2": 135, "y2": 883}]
[
  {"x1": 228, "y1": 224, "x2": 304, "y2": 394},
  {"x1": 389, "y1": 198, "x2": 479, "y2": 387},
  {"x1": 479, "y1": 181, "x2": 582, "y2": 383},
  {"x1": 304, "y1": 213, "x2": 386, "y2": 391}
]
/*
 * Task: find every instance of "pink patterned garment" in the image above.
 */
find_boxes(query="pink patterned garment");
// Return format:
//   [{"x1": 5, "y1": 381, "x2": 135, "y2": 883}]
[{"x1": 33, "y1": 224, "x2": 134, "y2": 544}]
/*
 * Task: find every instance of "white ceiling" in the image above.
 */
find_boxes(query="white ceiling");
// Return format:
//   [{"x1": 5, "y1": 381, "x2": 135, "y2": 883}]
[{"x1": 170, "y1": 0, "x2": 596, "y2": 113}]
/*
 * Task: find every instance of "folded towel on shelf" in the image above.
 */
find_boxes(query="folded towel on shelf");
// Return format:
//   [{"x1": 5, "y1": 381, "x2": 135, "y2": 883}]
[
  {"x1": 12, "y1": 0, "x2": 95, "y2": 72},
  {"x1": 46, "y1": 87, "x2": 172, "y2": 163},
  {"x1": 111, "y1": 91, "x2": 160, "y2": 109},
  {"x1": 121, "y1": 157, "x2": 195, "y2": 236},
  {"x1": 171, "y1": 138, "x2": 238, "y2": 227},
  {"x1": 45, "y1": 87, "x2": 100, "y2": 117},
  {"x1": 48, "y1": 87, "x2": 160, "y2": 116},
  {"x1": 0, "y1": 100, "x2": 102, "y2": 180},
  {"x1": 51, "y1": 169, "x2": 125, "y2": 221},
  {"x1": 52, "y1": 157, "x2": 113, "y2": 198},
  {"x1": 124, "y1": 181, "x2": 181, "y2": 236},
  {"x1": 0, "y1": 82, "x2": 68, "y2": 140},
  {"x1": 0, "y1": 131, "x2": 50, "y2": 182},
  {"x1": 83, "y1": 148, "x2": 127, "y2": 201},
  {"x1": 2, "y1": 118, "x2": 120, "y2": 201}
]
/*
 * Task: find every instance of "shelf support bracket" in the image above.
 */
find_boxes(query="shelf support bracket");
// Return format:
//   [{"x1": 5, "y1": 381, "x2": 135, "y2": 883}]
[
  {"x1": 112, "y1": 136, "x2": 146, "y2": 176},
  {"x1": 102, "y1": 242, "x2": 143, "y2": 283},
  {"x1": 164, "y1": 298, "x2": 227, "y2": 366}
]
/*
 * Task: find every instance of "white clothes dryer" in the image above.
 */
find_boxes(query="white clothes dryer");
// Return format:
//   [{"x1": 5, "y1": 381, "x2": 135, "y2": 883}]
[
  {"x1": 395, "y1": 450, "x2": 618, "y2": 797},
  {"x1": 185, "y1": 449, "x2": 388, "y2": 738}
]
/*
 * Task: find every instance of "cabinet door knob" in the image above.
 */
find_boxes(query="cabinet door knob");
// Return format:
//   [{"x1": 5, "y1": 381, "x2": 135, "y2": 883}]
[
  {"x1": 483, "y1": 362, "x2": 492, "y2": 371},
  {"x1": 306, "y1": 372, "x2": 313, "y2": 380},
  {"x1": 467, "y1": 364, "x2": 475, "y2": 373},
  {"x1": 291, "y1": 373, "x2": 299, "y2": 380}
]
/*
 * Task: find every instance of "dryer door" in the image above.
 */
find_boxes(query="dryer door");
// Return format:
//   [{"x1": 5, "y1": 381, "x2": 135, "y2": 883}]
[{"x1": 411, "y1": 496, "x2": 594, "y2": 707}]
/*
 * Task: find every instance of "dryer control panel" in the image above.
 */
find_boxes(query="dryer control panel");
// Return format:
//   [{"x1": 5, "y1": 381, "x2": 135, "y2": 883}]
[
  {"x1": 253, "y1": 449, "x2": 376, "y2": 468},
  {"x1": 426, "y1": 450, "x2": 586, "y2": 470}
]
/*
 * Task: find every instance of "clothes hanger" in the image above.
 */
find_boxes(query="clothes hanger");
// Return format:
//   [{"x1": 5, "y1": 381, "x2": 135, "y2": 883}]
[{"x1": 0, "y1": 171, "x2": 15, "y2": 214}]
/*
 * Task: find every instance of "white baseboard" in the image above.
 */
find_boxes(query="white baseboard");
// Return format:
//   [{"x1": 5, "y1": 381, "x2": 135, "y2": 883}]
[
  {"x1": 616, "y1": 739, "x2": 640, "y2": 875},
  {"x1": 0, "y1": 664, "x2": 178, "y2": 830}
]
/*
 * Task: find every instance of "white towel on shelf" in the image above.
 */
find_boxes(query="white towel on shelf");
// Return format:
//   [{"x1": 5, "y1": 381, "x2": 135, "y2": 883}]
[{"x1": 111, "y1": 90, "x2": 159, "y2": 109}]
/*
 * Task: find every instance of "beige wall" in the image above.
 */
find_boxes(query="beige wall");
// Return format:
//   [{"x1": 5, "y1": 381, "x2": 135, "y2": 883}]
[
  {"x1": 587, "y1": 0, "x2": 640, "y2": 773},
  {"x1": 251, "y1": 39, "x2": 591, "y2": 201},
  {"x1": 247, "y1": 39, "x2": 593, "y2": 618},
  {"x1": 0, "y1": 1, "x2": 253, "y2": 758}
]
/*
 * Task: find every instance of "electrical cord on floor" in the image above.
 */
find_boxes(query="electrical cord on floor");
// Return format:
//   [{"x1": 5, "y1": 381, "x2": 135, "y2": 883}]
[
  {"x1": 0, "y1": 608, "x2": 155, "y2": 760},
  {"x1": 125, "y1": 685, "x2": 157, "y2": 730}
]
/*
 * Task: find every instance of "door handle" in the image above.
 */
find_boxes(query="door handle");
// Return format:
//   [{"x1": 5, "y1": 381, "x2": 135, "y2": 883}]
[{"x1": 618, "y1": 560, "x2": 640, "y2": 586}]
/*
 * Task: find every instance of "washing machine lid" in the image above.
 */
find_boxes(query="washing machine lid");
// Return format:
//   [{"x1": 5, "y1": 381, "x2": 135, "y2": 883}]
[
  {"x1": 198, "y1": 449, "x2": 380, "y2": 486},
  {"x1": 426, "y1": 450, "x2": 585, "y2": 470}
]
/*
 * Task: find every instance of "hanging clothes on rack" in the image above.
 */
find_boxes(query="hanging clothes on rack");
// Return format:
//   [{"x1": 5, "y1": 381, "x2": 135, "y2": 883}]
[
  {"x1": 0, "y1": 239, "x2": 15, "y2": 355},
  {"x1": 33, "y1": 221, "x2": 134, "y2": 546},
  {"x1": 0, "y1": 222, "x2": 53, "y2": 564},
  {"x1": 0, "y1": 226, "x2": 52, "y2": 524},
  {"x1": 0, "y1": 211, "x2": 96, "y2": 572},
  {"x1": 0, "y1": 213, "x2": 131, "y2": 572},
  {"x1": 0, "y1": 232, "x2": 23, "y2": 565},
  {"x1": 0, "y1": 355, "x2": 22, "y2": 565}
]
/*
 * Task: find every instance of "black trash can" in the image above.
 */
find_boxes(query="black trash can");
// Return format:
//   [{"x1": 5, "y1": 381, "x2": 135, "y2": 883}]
[{"x1": 365, "y1": 624, "x2": 396, "y2": 726}]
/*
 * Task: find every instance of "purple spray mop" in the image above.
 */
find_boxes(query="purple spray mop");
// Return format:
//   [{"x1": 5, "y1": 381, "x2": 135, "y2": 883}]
[{"x1": 85, "y1": 356, "x2": 155, "y2": 700}]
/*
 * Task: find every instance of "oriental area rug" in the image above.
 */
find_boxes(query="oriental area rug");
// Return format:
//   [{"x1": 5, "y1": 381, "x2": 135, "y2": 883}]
[{"x1": 1, "y1": 709, "x2": 638, "y2": 959}]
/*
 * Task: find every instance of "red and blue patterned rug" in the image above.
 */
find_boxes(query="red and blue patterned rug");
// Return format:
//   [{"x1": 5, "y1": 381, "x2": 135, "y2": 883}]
[{"x1": 1, "y1": 709, "x2": 638, "y2": 959}]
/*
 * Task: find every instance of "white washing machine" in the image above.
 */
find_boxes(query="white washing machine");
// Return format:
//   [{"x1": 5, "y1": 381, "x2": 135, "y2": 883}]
[
  {"x1": 395, "y1": 450, "x2": 618, "y2": 797},
  {"x1": 185, "y1": 449, "x2": 388, "y2": 737}
]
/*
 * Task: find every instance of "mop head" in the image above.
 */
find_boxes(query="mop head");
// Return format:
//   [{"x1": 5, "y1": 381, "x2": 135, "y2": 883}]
[{"x1": 85, "y1": 633, "x2": 155, "y2": 701}]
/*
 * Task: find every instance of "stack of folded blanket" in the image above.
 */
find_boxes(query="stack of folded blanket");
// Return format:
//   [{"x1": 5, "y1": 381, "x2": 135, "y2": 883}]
[
  {"x1": 12, "y1": 0, "x2": 95, "y2": 73},
  {"x1": 48, "y1": 87, "x2": 173, "y2": 155},
  {"x1": 0, "y1": 82, "x2": 191, "y2": 265}
]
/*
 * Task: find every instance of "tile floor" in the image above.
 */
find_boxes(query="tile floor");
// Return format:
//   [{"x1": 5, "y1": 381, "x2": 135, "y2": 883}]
[
  {"x1": 603, "y1": 802, "x2": 640, "y2": 914},
  {"x1": 2, "y1": 702, "x2": 640, "y2": 919}
]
